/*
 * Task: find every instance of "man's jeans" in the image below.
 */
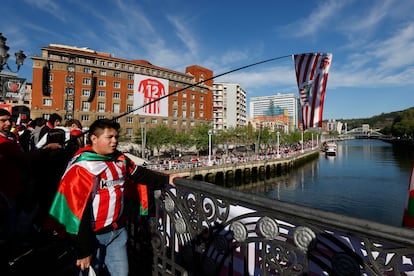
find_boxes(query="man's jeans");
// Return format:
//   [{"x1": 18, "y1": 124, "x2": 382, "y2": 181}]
[{"x1": 95, "y1": 227, "x2": 128, "y2": 276}]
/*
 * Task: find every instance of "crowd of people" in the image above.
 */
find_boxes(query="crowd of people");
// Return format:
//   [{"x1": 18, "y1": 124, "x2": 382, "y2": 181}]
[{"x1": 0, "y1": 111, "x2": 174, "y2": 275}]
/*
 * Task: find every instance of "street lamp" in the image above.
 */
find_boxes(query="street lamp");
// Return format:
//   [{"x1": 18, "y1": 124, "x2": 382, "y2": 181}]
[
  {"x1": 208, "y1": 129, "x2": 213, "y2": 164},
  {"x1": 311, "y1": 133, "x2": 314, "y2": 150},
  {"x1": 276, "y1": 131, "x2": 281, "y2": 158},
  {"x1": 301, "y1": 129, "x2": 304, "y2": 153},
  {"x1": 0, "y1": 33, "x2": 26, "y2": 73}
]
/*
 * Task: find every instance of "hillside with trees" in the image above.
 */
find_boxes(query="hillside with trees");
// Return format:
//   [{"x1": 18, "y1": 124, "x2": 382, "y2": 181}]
[{"x1": 337, "y1": 106, "x2": 414, "y2": 138}]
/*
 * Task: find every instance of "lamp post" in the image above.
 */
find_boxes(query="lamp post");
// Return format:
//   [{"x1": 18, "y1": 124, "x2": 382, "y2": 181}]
[
  {"x1": 276, "y1": 131, "x2": 280, "y2": 158},
  {"x1": 311, "y1": 133, "x2": 314, "y2": 150},
  {"x1": 208, "y1": 129, "x2": 213, "y2": 165},
  {"x1": 0, "y1": 33, "x2": 26, "y2": 73},
  {"x1": 301, "y1": 129, "x2": 304, "y2": 153}
]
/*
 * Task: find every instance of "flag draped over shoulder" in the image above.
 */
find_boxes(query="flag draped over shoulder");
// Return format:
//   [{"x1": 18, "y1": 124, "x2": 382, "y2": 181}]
[
  {"x1": 293, "y1": 53, "x2": 332, "y2": 130},
  {"x1": 49, "y1": 150, "x2": 110, "y2": 234},
  {"x1": 403, "y1": 163, "x2": 414, "y2": 228}
]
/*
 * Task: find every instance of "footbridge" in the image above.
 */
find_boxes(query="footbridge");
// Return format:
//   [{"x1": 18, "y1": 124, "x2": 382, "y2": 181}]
[{"x1": 339, "y1": 127, "x2": 385, "y2": 139}]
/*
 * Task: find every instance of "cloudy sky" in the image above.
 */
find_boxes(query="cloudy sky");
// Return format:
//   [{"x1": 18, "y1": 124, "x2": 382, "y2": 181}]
[{"x1": 2, "y1": 0, "x2": 414, "y2": 119}]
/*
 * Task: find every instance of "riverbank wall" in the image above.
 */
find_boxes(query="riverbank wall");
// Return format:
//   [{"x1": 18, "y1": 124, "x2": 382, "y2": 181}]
[{"x1": 163, "y1": 149, "x2": 320, "y2": 186}]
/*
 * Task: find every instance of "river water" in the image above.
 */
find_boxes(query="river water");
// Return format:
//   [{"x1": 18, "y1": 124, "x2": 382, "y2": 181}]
[{"x1": 240, "y1": 139, "x2": 414, "y2": 227}]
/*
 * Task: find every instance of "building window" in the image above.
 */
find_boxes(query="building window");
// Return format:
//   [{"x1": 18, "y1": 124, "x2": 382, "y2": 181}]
[
  {"x1": 43, "y1": 98, "x2": 52, "y2": 106},
  {"x1": 98, "y1": 91, "x2": 105, "y2": 97},
  {"x1": 127, "y1": 83, "x2": 133, "y2": 90},
  {"x1": 66, "y1": 88, "x2": 74, "y2": 95},
  {"x1": 139, "y1": 118, "x2": 145, "y2": 124},
  {"x1": 82, "y1": 89, "x2": 90, "y2": 96},
  {"x1": 191, "y1": 94, "x2": 195, "y2": 100},
  {"x1": 100, "y1": 70, "x2": 106, "y2": 76},
  {"x1": 100, "y1": 61, "x2": 105, "y2": 66},
  {"x1": 163, "y1": 119, "x2": 168, "y2": 125},
  {"x1": 172, "y1": 120, "x2": 178, "y2": 125},
  {"x1": 126, "y1": 117, "x2": 133, "y2": 123},
  {"x1": 190, "y1": 102, "x2": 195, "y2": 108},
  {"x1": 82, "y1": 78, "x2": 90, "y2": 85},
  {"x1": 182, "y1": 101, "x2": 187, "y2": 107},
  {"x1": 98, "y1": 102, "x2": 105, "y2": 112},
  {"x1": 81, "y1": 115, "x2": 90, "y2": 121},
  {"x1": 114, "y1": 72, "x2": 121, "y2": 78},
  {"x1": 190, "y1": 121, "x2": 195, "y2": 126},
  {"x1": 182, "y1": 92, "x2": 187, "y2": 98},
  {"x1": 128, "y1": 74, "x2": 133, "y2": 80},
  {"x1": 83, "y1": 67, "x2": 90, "y2": 73},
  {"x1": 113, "y1": 92, "x2": 120, "y2": 99},
  {"x1": 82, "y1": 101, "x2": 90, "y2": 111},
  {"x1": 200, "y1": 96, "x2": 204, "y2": 101},
  {"x1": 67, "y1": 76, "x2": 75, "y2": 84},
  {"x1": 173, "y1": 100, "x2": 178, "y2": 106},
  {"x1": 113, "y1": 103, "x2": 120, "y2": 113},
  {"x1": 127, "y1": 94, "x2": 133, "y2": 100},
  {"x1": 182, "y1": 110, "x2": 186, "y2": 118},
  {"x1": 190, "y1": 111, "x2": 194, "y2": 118},
  {"x1": 108, "y1": 62, "x2": 113, "y2": 67},
  {"x1": 173, "y1": 109, "x2": 178, "y2": 117},
  {"x1": 65, "y1": 100, "x2": 73, "y2": 111},
  {"x1": 200, "y1": 111, "x2": 204, "y2": 118},
  {"x1": 126, "y1": 128, "x2": 133, "y2": 135},
  {"x1": 200, "y1": 103, "x2": 204, "y2": 109},
  {"x1": 113, "y1": 82, "x2": 121, "y2": 88},
  {"x1": 151, "y1": 118, "x2": 157, "y2": 124},
  {"x1": 182, "y1": 120, "x2": 186, "y2": 126},
  {"x1": 98, "y1": 80, "x2": 106, "y2": 87},
  {"x1": 97, "y1": 115, "x2": 105, "y2": 120},
  {"x1": 127, "y1": 105, "x2": 133, "y2": 112}
]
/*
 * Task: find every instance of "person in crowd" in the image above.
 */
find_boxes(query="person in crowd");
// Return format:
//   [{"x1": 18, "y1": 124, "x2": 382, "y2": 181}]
[
  {"x1": 0, "y1": 109, "x2": 67, "y2": 239},
  {"x1": 30, "y1": 117, "x2": 47, "y2": 150},
  {"x1": 38, "y1": 113, "x2": 62, "y2": 142},
  {"x1": 49, "y1": 118, "x2": 175, "y2": 275},
  {"x1": 0, "y1": 109, "x2": 25, "y2": 240},
  {"x1": 65, "y1": 118, "x2": 84, "y2": 150}
]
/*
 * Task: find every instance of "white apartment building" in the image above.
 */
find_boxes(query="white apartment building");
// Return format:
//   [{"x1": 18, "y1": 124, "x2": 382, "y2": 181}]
[
  {"x1": 249, "y1": 93, "x2": 300, "y2": 131},
  {"x1": 212, "y1": 83, "x2": 247, "y2": 130}
]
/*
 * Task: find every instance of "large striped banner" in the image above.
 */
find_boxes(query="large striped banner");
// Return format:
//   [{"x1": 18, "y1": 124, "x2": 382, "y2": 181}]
[{"x1": 293, "y1": 53, "x2": 332, "y2": 130}]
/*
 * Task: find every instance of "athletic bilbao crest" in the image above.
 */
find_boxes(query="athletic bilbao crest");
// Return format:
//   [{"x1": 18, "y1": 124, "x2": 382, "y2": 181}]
[
  {"x1": 7, "y1": 80, "x2": 21, "y2": 92},
  {"x1": 1, "y1": 77, "x2": 26, "y2": 101}
]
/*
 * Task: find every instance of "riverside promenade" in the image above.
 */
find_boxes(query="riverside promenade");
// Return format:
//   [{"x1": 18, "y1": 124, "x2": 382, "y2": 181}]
[{"x1": 155, "y1": 148, "x2": 320, "y2": 186}]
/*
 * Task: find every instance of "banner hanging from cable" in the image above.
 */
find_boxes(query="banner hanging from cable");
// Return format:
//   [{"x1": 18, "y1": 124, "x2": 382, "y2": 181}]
[{"x1": 293, "y1": 53, "x2": 332, "y2": 130}]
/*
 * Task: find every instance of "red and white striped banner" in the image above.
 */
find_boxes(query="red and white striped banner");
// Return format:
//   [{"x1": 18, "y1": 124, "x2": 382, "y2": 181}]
[{"x1": 293, "y1": 53, "x2": 332, "y2": 130}]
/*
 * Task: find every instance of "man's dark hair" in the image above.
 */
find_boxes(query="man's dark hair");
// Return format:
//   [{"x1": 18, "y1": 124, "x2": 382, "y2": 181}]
[
  {"x1": 87, "y1": 119, "x2": 120, "y2": 144},
  {"x1": 49, "y1": 113, "x2": 62, "y2": 124},
  {"x1": 34, "y1": 117, "x2": 47, "y2": 127},
  {"x1": 0, "y1": 109, "x2": 11, "y2": 117}
]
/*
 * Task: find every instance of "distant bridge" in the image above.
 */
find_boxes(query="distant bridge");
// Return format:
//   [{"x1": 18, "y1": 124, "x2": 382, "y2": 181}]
[{"x1": 339, "y1": 127, "x2": 385, "y2": 139}]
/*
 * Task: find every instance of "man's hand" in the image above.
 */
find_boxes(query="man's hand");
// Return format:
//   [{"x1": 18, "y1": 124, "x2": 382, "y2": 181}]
[{"x1": 76, "y1": 255, "x2": 92, "y2": 271}]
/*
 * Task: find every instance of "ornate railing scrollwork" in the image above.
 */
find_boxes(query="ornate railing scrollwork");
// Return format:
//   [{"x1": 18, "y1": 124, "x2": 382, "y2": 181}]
[{"x1": 147, "y1": 178, "x2": 414, "y2": 275}]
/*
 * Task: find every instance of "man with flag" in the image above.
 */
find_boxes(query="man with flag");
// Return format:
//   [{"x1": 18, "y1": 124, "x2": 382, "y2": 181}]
[{"x1": 49, "y1": 118, "x2": 174, "y2": 275}]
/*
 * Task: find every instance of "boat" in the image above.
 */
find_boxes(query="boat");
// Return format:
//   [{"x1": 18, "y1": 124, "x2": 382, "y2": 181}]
[{"x1": 324, "y1": 142, "x2": 337, "y2": 156}]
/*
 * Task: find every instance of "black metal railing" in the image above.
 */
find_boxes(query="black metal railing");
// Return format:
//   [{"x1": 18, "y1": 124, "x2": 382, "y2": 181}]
[{"x1": 128, "y1": 178, "x2": 414, "y2": 275}]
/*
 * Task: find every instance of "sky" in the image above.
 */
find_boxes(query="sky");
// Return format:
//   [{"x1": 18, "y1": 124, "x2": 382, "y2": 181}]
[{"x1": 2, "y1": 0, "x2": 414, "y2": 120}]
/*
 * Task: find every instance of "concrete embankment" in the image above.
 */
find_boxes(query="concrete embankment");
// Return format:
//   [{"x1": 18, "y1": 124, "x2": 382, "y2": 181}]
[{"x1": 163, "y1": 149, "x2": 320, "y2": 186}]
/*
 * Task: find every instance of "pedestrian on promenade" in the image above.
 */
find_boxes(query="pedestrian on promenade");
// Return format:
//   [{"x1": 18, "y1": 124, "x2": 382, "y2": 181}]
[{"x1": 49, "y1": 118, "x2": 174, "y2": 275}]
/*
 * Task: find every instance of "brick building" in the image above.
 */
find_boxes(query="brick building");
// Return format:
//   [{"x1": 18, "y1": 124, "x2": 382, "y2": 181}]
[{"x1": 31, "y1": 44, "x2": 213, "y2": 138}]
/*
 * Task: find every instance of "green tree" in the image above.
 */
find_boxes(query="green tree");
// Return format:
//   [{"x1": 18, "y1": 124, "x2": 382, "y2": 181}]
[
  {"x1": 189, "y1": 123, "x2": 212, "y2": 156},
  {"x1": 146, "y1": 124, "x2": 174, "y2": 160}
]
